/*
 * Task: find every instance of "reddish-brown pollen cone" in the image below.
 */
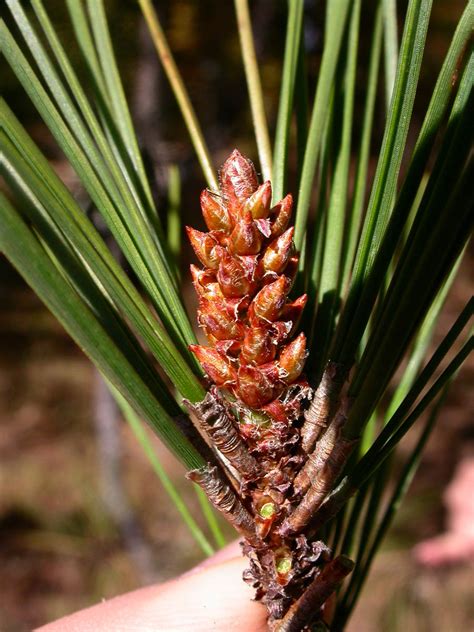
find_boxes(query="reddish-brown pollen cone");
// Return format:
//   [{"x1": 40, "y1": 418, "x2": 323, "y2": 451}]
[
  {"x1": 281, "y1": 294, "x2": 308, "y2": 334},
  {"x1": 186, "y1": 226, "x2": 220, "y2": 269},
  {"x1": 216, "y1": 247, "x2": 256, "y2": 298},
  {"x1": 241, "y1": 325, "x2": 277, "y2": 365},
  {"x1": 262, "y1": 227, "x2": 295, "y2": 273},
  {"x1": 250, "y1": 276, "x2": 290, "y2": 323},
  {"x1": 189, "y1": 345, "x2": 237, "y2": 387},
  {"x1": 188, "y1": 150, "x2": 308, "y2": 421},
  {"x1": 190, "y1": 264, "x2": 212, "y2": 295},
  {"x1": 219, "y1": 149, "x2": 259, "y2": 219},
  {"x1": 200, "y1": 189, "x2": 233, "y2": 232},
  {"x1": 270, "y1": 193, "x2": 293, "y2": 238},
  {"x1": 279, "y1": 333, "x2": 308, "y2": 383},
  {"x1": 243, "y1": 180, "x2": 272, "y2": 219},
  {"x1": 229, "y1": 211, "x2": 263, "y2": 255},
  {"x1": 237, "y1": 363, "x2": 280, "y2": 408},
  {"x1": 198, "y1": 298, "x2": 245, "y2": 342}
]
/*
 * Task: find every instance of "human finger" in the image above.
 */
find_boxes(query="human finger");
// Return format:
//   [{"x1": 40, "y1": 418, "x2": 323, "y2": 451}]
[{"x1": 36, "y1": 551, "x2": 266, "y2": 632}]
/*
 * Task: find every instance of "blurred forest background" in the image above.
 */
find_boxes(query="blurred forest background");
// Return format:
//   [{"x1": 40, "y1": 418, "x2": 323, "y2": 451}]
[{"x1": 1, "y1": 1, "x2": 472, "y2": 630}]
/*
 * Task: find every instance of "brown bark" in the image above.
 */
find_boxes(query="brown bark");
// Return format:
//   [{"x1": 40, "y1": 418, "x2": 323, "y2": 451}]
[
  {"x1": 185, "y1": 389, "x2": 261, "y2": 481},
  {"x1": 300, "y1": 362, "x2": 348, "y2": 454},
  {"x1": 280, "y1": 423, "x2": 356, "y2": 537},
  {"x1": 271, "y1": 556, "x2": 354, "y2": 632},
  {"x1": 187, "y1": 464, "x2": 258, "y2": 545}
]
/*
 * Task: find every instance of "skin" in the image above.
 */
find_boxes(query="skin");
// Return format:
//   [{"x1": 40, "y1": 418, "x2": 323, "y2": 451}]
[
  {"x1": 36, "y1": 541, "x2": 268, "y2": 632},
  {"x1": 413, "y1": 456, "x2": 474, "y2": 567}
]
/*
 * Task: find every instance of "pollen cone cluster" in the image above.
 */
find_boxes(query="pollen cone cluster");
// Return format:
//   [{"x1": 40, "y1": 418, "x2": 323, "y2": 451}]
[
  {"x1": 188, "y1": 150, "x2": 308, "y2": 428},
  {"x1": 186, "y1": 151, "x2": 349, "y2": 629}
]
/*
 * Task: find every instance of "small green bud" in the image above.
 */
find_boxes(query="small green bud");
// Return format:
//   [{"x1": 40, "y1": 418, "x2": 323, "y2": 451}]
[
  {"x1": 259, "y1": 502, "x2": 276, "y2": 519},
  {"x1": 275, "y1": 556, "x2": 292, "y2": 575}
]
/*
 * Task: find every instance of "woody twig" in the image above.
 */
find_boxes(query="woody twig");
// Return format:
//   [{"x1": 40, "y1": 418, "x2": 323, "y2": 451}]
[
  {"x1": 185, "y1": 151, "x2": 355, "y2": 630},
  {"x1": 300, "y1": 361, "x2": 348, "y2": 454},
  {"x1": 271, "y1": 556, "x2": 355, "y2": 632}
]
